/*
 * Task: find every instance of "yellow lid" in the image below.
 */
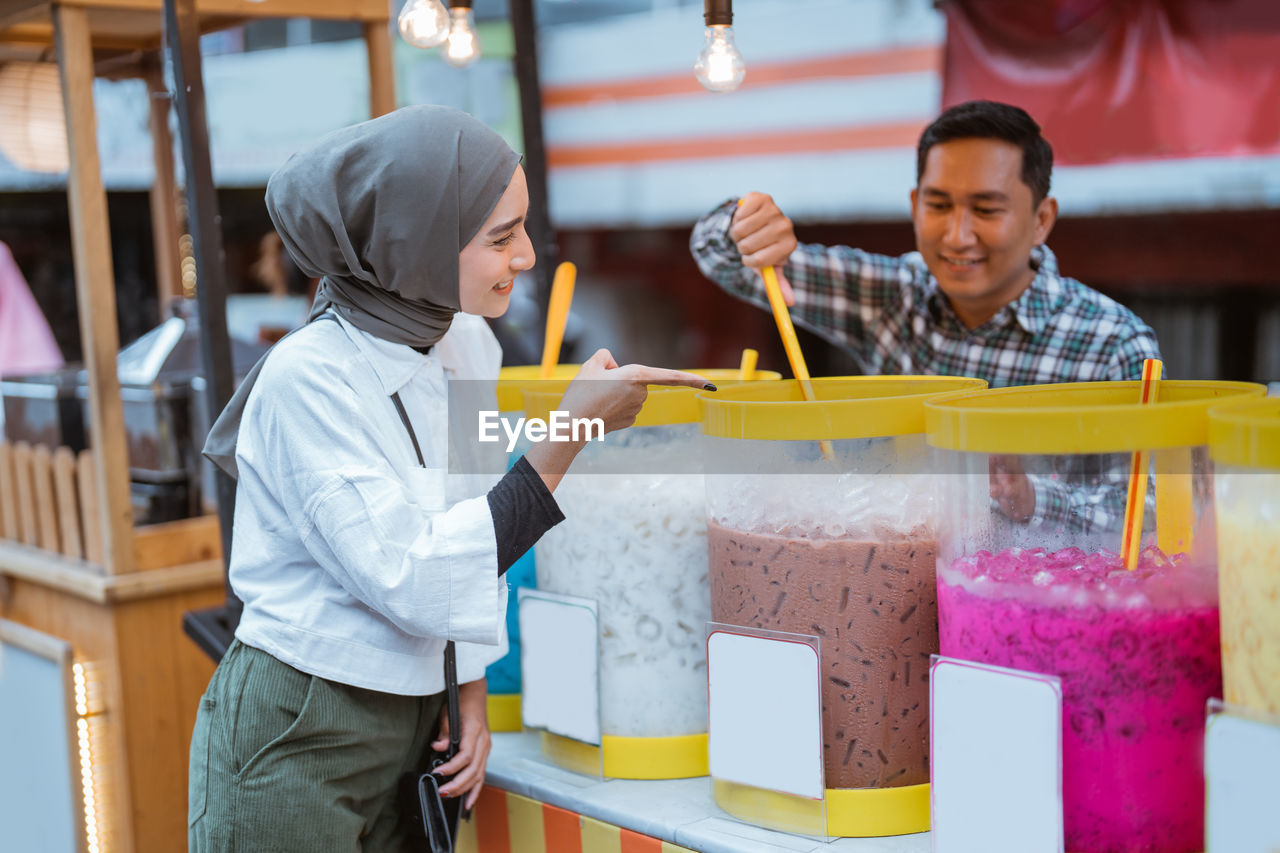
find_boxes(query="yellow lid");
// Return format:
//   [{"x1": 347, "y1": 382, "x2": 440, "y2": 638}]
[
  {"x1": 699, "y1": 376, "x2": 987, "y2": 440},
  {"x1": 925, "y1": 380, "x2": 1266, "y2": 454},
  {"x1": 681, "y1": 368, "x2": 782, "y2": 384},
  {"x1": 495, "y1": 364, "x2": 580, "y2": 411},
  {"x1": 521, "y1": 368, "x2": 780, "y2": 427},
  {"x1": 1209, "y1": 396, "x2": 1280, "y2": 470}
]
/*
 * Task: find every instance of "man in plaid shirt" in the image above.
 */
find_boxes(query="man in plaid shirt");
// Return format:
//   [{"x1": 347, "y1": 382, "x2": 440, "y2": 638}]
[{"x1": 690, "y1": 100, "x2": 1162, "y2": 534}]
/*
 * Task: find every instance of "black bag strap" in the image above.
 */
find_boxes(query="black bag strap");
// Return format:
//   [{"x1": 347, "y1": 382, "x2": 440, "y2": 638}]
[{"x1": 391, "y1": 391, "x2": 462, "y2": 762}]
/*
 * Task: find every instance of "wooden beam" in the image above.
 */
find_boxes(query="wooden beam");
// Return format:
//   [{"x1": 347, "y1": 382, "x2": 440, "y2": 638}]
[
  {"x1": 54, "y1": 3, "x2": 137, "y2": 576},
  {"x1": 364, "y1": 18, "x2": 395, "y2": 118},
  {"x1": 0, "y1": 540, "x2": 106, "y2": 602},
  {"x1": 0, "y1": 541, "x2": 224, "y2": 603},
  {"x1": 146, "y1": 65, "x2": 182, "y2": 307},
  {"x1": 1, "y1": 18, "x2": 251, "y2": 52},
  {"x1": 51, "y1": 0, "x2": 389, "y2": 21},
  {"x1": 105, "y1": 557, "x2": 223, "y2": 602},
  {"x1": 0, "y1": 0, "x2": 46, "y2": 34},
  {"x1": 77, "y1": 449, "x2": 103, "y2": 564}
]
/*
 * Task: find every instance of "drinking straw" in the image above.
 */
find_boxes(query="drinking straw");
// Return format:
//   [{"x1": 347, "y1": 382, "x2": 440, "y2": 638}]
[
  {"x1": 1121, "y1": 358, "x2": 1163, "y2": 570},
  {"x1": 737, "y1": 348, "x2": 758, "y2": 380},
  {"x1": 540, "y1": 261, "x2": 576, "y2": 379}
]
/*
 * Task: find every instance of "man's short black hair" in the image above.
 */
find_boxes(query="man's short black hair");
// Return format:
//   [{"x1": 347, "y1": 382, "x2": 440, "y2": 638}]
[{"x1": 916, "y1": 100, "x2": 1053, "y2": 206}]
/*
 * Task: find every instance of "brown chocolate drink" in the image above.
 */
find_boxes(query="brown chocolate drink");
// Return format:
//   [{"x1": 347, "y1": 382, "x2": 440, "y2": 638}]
[{"x1": 708, "y1": 522, "x2": 937, "y2": 789}]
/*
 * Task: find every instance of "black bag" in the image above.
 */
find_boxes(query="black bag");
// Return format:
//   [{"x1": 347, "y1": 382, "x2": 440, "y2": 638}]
[
  {"x1": 401, "y1": 641, "x2": 464, "y2": 853},
  {"x1": 389, "y1": 393, "x2": 468, "y2": 852}
]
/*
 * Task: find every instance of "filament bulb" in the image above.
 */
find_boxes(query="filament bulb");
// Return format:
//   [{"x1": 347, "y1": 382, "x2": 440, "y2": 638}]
[
  {"x1": 397, "y1": 0, "x2": 449, "y2": 48},
  {"x1": 443, "y1": 6, "x2": 481, "y2": 68},
  {"x1": 694, "y1": 25, "x2": 746, "y2": 93}
]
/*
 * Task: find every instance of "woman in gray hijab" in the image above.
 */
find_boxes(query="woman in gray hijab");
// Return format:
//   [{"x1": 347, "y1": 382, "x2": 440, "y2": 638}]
[{"x1": 188, "y1": 106, "x2": 709, "y2": 852}]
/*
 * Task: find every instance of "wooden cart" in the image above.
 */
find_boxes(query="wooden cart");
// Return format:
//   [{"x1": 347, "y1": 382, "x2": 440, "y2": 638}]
[{"x1": 0, "y1": 2, "x2": 393, "y2": 849}]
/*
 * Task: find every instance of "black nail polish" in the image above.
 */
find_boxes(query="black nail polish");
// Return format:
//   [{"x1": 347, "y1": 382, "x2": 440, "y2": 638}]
[{"x1": 703, "y1": 383, "x2": 718, "y2": 392}]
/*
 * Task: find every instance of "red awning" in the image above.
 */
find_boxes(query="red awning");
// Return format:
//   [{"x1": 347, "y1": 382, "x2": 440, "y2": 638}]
[{"x1": 942, "y1": 0, "x2": 1280, "y2": 164}]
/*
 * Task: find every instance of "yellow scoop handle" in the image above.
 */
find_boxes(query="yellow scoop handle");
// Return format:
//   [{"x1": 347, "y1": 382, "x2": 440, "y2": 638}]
[
  {"x1": 761, "y1": 266, "x2": 832, "y2": 460},
  {"x1": 540, "y1": 261, "x2": 576, "y2": 380},
  {"x1": 761, "y1": 267, "x2": 816, "y2": 397}
]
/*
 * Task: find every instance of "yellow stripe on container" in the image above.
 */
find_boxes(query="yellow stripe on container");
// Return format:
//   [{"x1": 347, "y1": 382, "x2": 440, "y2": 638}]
[
  {"x1": 541, "y1": 731, "x2": 709, "y2": 780},
  {"x1": 824, "y1": 782, "x2": 930, "y2": 836},
  {"x1": 487, "y1": 693, "x2": 523, "y2": 733},
  {"x1": 699, "y1": 376, "x2": 987, "y2": 440},
  {"x1": 712, "y1": 778, "x2": 931, "y2": 837},
  {"x1": 1209, "y1": 397, "x2": 1280, "y2": 470},
  {"x1": 925, "y1": 381, "x2": 1266, "y2": 454}
]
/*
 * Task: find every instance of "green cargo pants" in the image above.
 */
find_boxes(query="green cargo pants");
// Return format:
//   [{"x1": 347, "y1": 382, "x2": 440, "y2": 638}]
[{"x1": 188, "y1": 640, "x2": 445, "y2": 852}]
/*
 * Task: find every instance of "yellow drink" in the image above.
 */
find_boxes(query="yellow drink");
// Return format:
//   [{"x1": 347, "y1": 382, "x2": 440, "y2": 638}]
[{"x1": 1216, "y1": 468, "x2": 1280, "y2": 713}]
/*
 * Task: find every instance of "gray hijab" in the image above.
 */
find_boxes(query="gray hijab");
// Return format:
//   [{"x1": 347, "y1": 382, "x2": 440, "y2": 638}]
[{"x1": 204, "y1": 105, "x2": 520, "y2": 478}]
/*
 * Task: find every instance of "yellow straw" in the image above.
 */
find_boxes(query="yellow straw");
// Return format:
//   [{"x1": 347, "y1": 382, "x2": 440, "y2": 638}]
[
  {"x1": 1121, "y1": 358, "x2": 1163, "y2": 570},
  {"x1": 540, "y1": 261, "x2": 576, "y2": 380},
  {"x1": 737, "y1": 348, "x2": 758, "y2": 381}
]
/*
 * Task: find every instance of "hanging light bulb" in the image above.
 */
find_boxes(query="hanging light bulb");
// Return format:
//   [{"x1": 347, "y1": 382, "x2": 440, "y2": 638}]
[
  {"x1": 694, "y1": 0, "x2": 745, "y2": 93},
  {"x1": 443, "y1": 0, "x2": 481, "y2": 68},
  {"x1": 398, "y1": 0, "x2": 450, "y2": 48}
]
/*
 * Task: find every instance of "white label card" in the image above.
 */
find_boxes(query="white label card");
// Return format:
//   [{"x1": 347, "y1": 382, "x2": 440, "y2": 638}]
[
  {"x1": 518, "y1": 589, "x2": 600, "y2": 745},
  {"x1": 707, "y1": 626, "x2": 824, "y2": 800},
  {"x1": 1205, "y1": 701, "x2": 1280, "y2": 853},
  {"x1": 931, "y1": 655, "x2": 1064, "y2": 853}
]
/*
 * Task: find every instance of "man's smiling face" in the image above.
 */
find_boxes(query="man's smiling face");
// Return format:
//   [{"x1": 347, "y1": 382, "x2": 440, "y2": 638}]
[{"x1": 910, "y1": 137, "x2": 1057, "y2": 329}]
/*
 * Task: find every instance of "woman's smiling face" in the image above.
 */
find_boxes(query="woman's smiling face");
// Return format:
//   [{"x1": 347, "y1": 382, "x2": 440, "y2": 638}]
[{"x1": 458, "y1": 165, "x2": 534, "y2": 317}]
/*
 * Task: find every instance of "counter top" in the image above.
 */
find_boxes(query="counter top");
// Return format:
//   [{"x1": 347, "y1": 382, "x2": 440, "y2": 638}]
[{"x1": 484, "y1": 733, "x2": 931, "y2": 853}]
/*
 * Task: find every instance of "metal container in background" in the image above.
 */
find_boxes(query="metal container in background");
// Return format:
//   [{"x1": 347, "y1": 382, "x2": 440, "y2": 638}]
[
  {"x1": 92, "y1": 300, "x2": 267, "y2": 523},
  {"x1": 3, "y1": 299, "x2": 268, "y2": 524},
  {"x1": 1, "y1": 367, "x2": 87, "y2": 450}
]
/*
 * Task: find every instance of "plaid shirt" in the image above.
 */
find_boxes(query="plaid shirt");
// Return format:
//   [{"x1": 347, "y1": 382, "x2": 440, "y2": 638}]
[{"x1": 691, "y1": 198, "x2": 1164, "y2": 535}]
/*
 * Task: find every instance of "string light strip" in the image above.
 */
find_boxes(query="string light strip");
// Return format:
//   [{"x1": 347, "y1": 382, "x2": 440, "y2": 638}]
[{"x1": 73, "y1": 663, "x2": 102, "y2": 853}]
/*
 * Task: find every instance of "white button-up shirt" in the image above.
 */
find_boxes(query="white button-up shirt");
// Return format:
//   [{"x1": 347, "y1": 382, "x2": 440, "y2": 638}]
[{"x1": 230, "y1": 311, "x2": 508, "y2": 695}]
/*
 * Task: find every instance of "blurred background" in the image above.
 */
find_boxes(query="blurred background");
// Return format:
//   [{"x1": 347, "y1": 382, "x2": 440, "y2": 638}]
[{"x1": 2, "y1": 0, "x2": 1278, "y2": 382}]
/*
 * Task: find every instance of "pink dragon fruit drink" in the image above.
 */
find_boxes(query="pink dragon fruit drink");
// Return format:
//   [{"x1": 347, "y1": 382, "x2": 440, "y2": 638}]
[
  {"x1": 925, "y1": 379, "x2": 1265, "y2": 853},
  {"x1": 938, "y1": 545, "x2": 1220, "y2": 851}
]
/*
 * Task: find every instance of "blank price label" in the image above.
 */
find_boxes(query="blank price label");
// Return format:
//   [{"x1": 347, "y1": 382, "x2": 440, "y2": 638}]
[
  {"x1": 518, "y1": 589, "x2": 600, "y2": 745},
  {"x1": 1206, "y1": 702, "x2": 1280, "y2": 853},
  {"x1": 931, "y1": 655, "x2": 1064, "y2": 853},
  {"x1": 707, "y1": 626, "x2": 823, "y2": 799}
]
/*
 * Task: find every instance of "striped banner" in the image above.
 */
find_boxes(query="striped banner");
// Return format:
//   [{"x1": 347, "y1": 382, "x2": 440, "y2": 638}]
[{"x1": 457, "y1": 786, "x2": 696, "y2": 853}]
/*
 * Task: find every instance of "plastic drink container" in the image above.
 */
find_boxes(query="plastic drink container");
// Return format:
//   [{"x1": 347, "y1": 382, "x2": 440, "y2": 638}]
[
  {"x1": 484, "y1": 364, "x2": 579, "y2": 730},
  {"x1": 521, "y1": 368, "x2": 777, "y2": 778},
  {"x1": 1210, "y1": 396, "x2": 1280, "y2": 714},
  {"x1": 700, "y1": 375, "x2": 984, "y2": 836},
  {"x1": 926, "y1": 380, "x2": 1264, "y2": 852}
]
